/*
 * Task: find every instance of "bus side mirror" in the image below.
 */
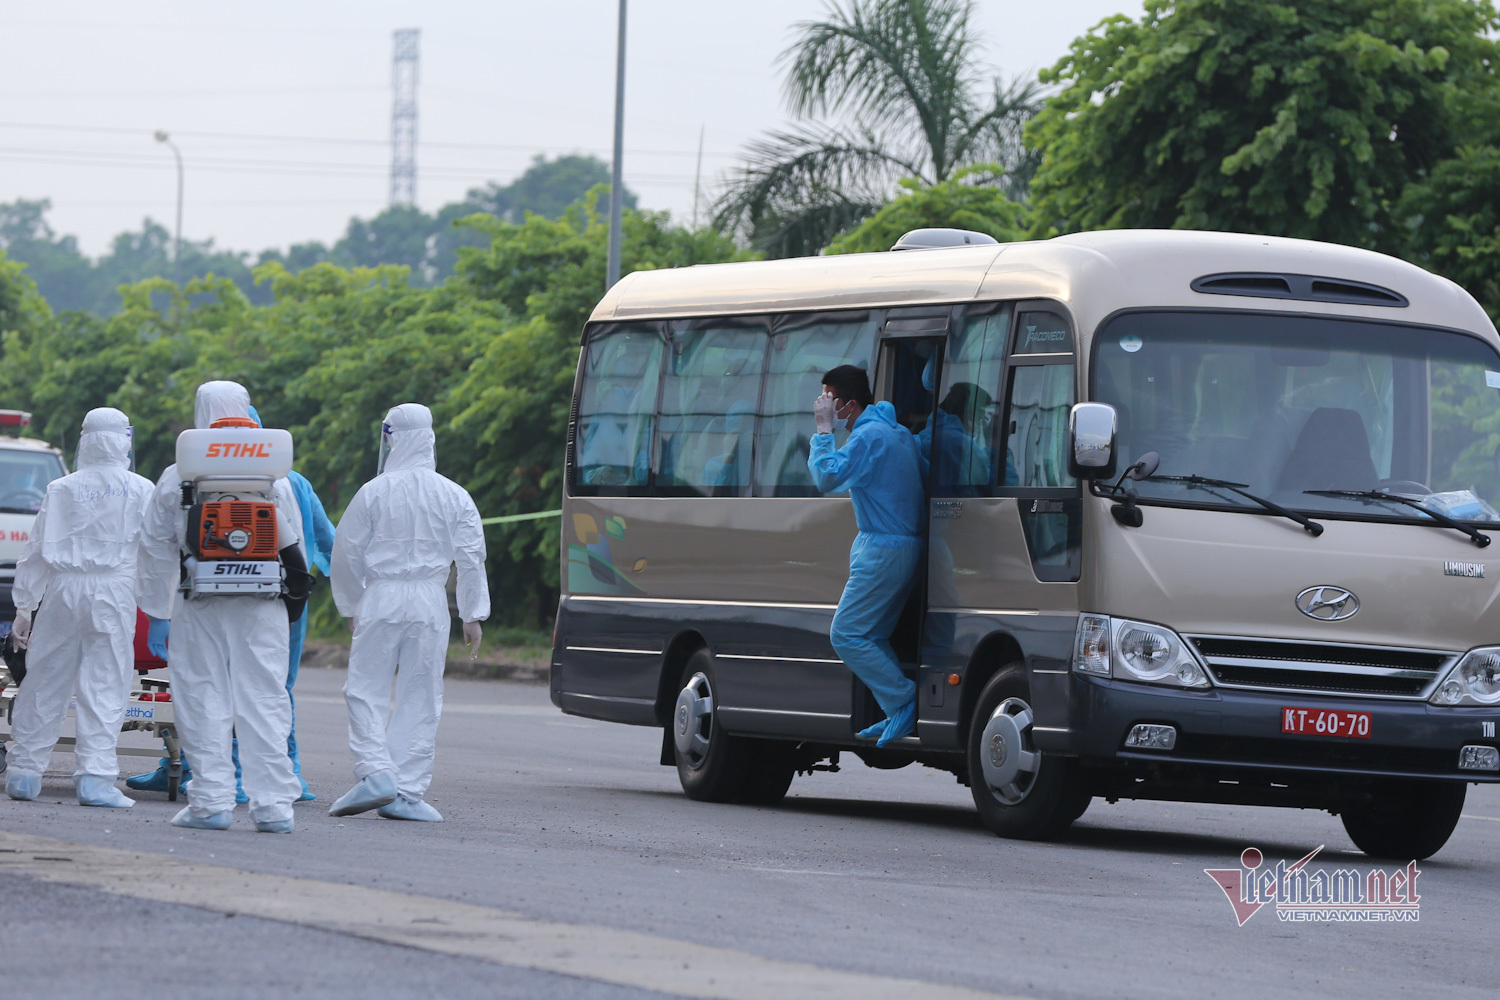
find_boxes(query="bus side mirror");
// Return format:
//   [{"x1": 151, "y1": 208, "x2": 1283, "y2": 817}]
[{"x1": 1068, "y1": 402, "x2": 1118, "y2": 480}]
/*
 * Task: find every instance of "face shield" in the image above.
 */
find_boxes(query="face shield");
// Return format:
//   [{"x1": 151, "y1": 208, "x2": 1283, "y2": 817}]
[
  {"x1": 126, "y1": 423, "x2": 135, "y2": 472},
  {"x1": 377, "y1": 420, "x2": 394, "y2": 475}
]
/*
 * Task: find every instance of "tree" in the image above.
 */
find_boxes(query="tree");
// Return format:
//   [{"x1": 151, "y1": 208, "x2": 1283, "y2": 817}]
[
  {"x1": 1403, "y1": 144, "x2": 1500, "y2": 319},
  {"x1": 463, "y1": 155, "x2": 636, "y2": 224},
  {"x1": 716, "y1": 0, "x2": 1040, "y2": 258},
  {"x1": 824, "y1": 165, "x2": 1026, "y2": 253},
  {"x1": 1025, "y1": 0, "x2": 1500, "y2": 252}
]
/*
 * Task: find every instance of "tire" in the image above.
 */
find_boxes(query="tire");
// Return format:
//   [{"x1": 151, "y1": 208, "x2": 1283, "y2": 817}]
[
  {"x1": 739, "y1": 740, "x2": 796, "y2": 806},
  {"x1": 967, "y1": 665, "x2": 1088, "y2": 840},
  {"x1": 672, "y1": 650, "x2": 753, "y2": 803},
  {"x1": 1341, "y1": 779, "x2": 1466, "y2": 861}
]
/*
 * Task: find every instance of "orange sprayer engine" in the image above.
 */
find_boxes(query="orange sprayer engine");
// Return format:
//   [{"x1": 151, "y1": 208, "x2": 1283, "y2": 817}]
[{"x1": 188, "y1": 501, "x2": 279, "y2": 560}]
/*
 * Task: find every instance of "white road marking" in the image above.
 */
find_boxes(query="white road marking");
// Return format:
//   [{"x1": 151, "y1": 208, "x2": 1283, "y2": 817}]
[
  {"x1": 0, "y1": 831, "x2": 1024, "y2": 1000},
  {"x1": 1460, "y1": 813, "x2": 1500, "y2": 823}
]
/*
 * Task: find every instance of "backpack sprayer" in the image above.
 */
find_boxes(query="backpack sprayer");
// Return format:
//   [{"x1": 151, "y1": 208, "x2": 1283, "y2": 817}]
[{"x1": 175, "y1": 417, "x2": 306, "y2": 603}]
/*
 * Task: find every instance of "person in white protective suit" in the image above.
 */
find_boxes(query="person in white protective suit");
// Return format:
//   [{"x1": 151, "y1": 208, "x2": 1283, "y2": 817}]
[
  {"x1": 137, "y1": 381, "x2": 308, "y2": 833},
  {"x1": 329, "y1": 402, "x2": 489, "y2": 822},
  {"x1": 5, "y1": 408, "x2": 154, "y2": 807}
]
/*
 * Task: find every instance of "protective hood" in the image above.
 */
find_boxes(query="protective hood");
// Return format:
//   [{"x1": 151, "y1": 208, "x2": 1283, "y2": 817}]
[
  {"x1": 75, "y1": 407, "x2": 133, "y2": 470},
  {"x1": 862, "y1": 400, "x2": 901, "y2": 429},
  {"x1": 382, "y1": 402, "x2": 437, "y2": 473},
  {"x1": 194, "y1": 380, "x2": 251, "y2": 430}
]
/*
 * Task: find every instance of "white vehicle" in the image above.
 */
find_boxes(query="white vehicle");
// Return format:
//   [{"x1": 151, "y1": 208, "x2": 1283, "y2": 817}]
[{"x1": 0, "y1": 410, "x2": 68, "y2": 626}]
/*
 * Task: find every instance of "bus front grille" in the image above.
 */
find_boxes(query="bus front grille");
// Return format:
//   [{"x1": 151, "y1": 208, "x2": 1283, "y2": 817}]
[{"x1": 1187, "y1": 635, "x2": 1456, "y2": 700}]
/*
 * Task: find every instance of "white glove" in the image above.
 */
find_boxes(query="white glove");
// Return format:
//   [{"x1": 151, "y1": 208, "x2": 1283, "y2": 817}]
[
  {"x1": 813, "y1": 392, "x2": 836, "y2": 435},
  {"x1": 12, "y1": 610, "x2": 30, "y2": 650},
  {"x1": 463, "y1": 621, "x2": 483, "y2": 660}
]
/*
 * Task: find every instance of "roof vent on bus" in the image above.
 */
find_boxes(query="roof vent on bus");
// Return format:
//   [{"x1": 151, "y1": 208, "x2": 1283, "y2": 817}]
[
  {"x1": 890, "y1": 228, "x2": 1000, "y2": 251},
  {"x1": 1191, "y1": 272, "x2": 1408, "y2": 307}
]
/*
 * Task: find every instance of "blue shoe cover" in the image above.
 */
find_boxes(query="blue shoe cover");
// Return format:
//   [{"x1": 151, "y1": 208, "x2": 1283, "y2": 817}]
[
  {"x1": 170, "y1": 806, "x2": 232, "y2": 830},
  {"x1": 236, "y1": 785, "x2": 249, "y2": 805},
  {"x1": 6, "y1": 771, "x2": 40, "y2": 801},
  {"x1": 255, "y1": 817, "x2": 294, "y2": 834},
  {"x1": 297, "y1": 776, "x2": 316, "y2": 802},
  {"x1": 126, "y1": 757, "x2": 191, "y2": 792},
  {"x1": 856, "y1": 719, "x2": 889, "y2": 740},
  {"x1": 377, "y1": 796, "x2": 444, "y2": 822},
  {"x1": 77, "y1": 776, "x2": 134, "y2": 808},
  {"x1": 328, "y1": 771, "x2": 397, "y2": 817},
  {"x1": 875, "y1": 700, "x2": 917, "y2": 748}
]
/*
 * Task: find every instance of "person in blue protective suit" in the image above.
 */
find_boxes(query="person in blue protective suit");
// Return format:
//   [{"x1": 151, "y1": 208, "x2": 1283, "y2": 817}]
[
  {"x1": 127, "y1": 407, "x2": 334, "y2": 804},
  {"x1": 808, "y1": 365, "x2": 925, "y2": 747}
]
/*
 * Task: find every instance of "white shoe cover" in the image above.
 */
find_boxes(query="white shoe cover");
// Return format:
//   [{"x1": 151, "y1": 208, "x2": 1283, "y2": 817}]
[
  {"x1": 328, "y1": 770, "x2": 398, "y2": 817},
  {"x1": 6, "y1": 771, "x2": 40, "y2": 801},
  {"x1": 255, "y1": 817, "x2": 294, "y2": 834},
  {"x1": 77, "y1": 775, "x2": 134, "y2": 808},
  {"x1": 170, "y1": 806, "x2": 232, "y2": 830},
  {"x1": 377, "y1": 796, "x2": 443, "y2": 822}
]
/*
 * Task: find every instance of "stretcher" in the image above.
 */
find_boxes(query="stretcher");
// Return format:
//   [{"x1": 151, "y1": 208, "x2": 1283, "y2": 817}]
[{"x1": 0, "y1": 610, "x2": 187, "y2": 800}]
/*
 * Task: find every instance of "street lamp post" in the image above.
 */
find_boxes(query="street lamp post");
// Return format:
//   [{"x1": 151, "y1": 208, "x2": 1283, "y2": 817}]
[
  {"x1": 154, "y1": 130, "x2": 184, "y2": 284},
  {"x1": 606, "y1": 0, "x2": 627, "y2": 290}
]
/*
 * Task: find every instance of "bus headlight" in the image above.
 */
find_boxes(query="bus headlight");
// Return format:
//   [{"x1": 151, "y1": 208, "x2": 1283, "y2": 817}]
[
  {"x1": 1073, "y1": 615, "x2": 1211, "y2": 689},
  {"x1": 1431, "y1": 647, "x2": 1500, "y2": 706}
]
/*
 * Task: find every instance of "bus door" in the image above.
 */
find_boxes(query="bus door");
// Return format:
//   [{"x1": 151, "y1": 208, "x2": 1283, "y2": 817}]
[
  {"x1": 922, "y1": 303, "x2": 1081, "y2": 742},
  {"x1": 863, "y1": 314, "x2": 949, "y2": 733}
]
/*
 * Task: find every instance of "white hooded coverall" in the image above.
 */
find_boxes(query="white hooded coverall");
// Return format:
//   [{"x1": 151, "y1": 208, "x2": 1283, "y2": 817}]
[
  {"x1": 8, "y1": 408, "x2": 154, "y2": 780},
  {"x1": 137, "y1": 381, "x2": 305, "y2": 824},
  {"x1": 332, "y1": 403, "x2": 489, "y2": 802}
]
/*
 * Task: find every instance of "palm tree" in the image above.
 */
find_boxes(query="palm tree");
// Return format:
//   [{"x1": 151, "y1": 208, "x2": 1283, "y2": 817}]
[{"x1": 715, "y1": 0, "x2": 1041, "y2": 258}]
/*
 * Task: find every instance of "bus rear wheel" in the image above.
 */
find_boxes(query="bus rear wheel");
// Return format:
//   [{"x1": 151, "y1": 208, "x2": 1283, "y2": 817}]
[
  {"x1": 1340, "y1": 778, "x2": 1466, "y2": 860},
  {"x1": 967, "y1": 666, "x2": 1088, "y2": 840},
  {"x1": 671, "y1": 650, "x2": 793, "y2": 805}
]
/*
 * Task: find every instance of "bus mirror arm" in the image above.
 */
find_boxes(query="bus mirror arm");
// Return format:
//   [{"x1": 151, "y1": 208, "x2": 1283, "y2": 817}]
[{"x1": 1106, "y1": 452, "x2": 1159, "y2": 529}]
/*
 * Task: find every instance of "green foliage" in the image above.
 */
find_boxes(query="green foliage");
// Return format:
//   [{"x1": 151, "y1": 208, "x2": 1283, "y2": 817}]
[
  {"x1": 0, "y1": 199, "x2": 744, "y2": 632},
  {"x1": 824, "y1": 166, "x2": 1027, "y2": 253},
  {"x1": 717, "y1": 0, "x2": 1040, "y2": 258},
  {"x1": 1403, "y1": 141, "x2": 1500, "y2": 320},
  {"x1": 1025, "y1": 0, "x2": 1500, "y2": 251}
]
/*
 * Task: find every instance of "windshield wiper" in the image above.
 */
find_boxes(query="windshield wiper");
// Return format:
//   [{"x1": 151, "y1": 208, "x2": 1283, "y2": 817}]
[
  {"x1": 1145, "y1": 474, "x2": 1324, "y2": 536},
  {"x1": 1304, "y1": 489, "x2": 1492, "y2": 548}
]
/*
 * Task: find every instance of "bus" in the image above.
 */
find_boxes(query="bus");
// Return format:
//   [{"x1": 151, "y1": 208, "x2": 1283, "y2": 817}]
[{"x1": 550, "y1": 228, "x2": 1500, "y2": 860}]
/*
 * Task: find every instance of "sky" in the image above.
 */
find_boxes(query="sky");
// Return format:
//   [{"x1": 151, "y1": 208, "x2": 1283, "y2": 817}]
[{"x1": 0, "y1": 1, "x2": 1143, "y2": 258}]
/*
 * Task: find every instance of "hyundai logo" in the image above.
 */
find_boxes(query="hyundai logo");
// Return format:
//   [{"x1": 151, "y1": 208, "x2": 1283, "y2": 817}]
[{"x1": 1295, "y1": 585, "x2": 1359, "y2": 621}]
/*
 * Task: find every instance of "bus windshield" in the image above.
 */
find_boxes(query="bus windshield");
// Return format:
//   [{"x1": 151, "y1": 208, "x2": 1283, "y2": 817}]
[
  {"x1": 0, "y1": 449, "x2": 65, "y2": 514},
  {"x1": 1093, "y1": 311, "x2": 1500, "y2": 525}
]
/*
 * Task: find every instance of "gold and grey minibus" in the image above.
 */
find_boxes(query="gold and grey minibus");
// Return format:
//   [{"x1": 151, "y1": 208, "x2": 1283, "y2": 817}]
[{"x1": 551, "y1": 228, "x2": 1500, "y2": 859}]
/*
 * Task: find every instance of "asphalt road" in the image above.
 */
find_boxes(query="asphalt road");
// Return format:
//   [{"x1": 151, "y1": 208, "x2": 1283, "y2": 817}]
[{"x1": 2, "y1": 664, "x2": 1496, "y2": 1000}]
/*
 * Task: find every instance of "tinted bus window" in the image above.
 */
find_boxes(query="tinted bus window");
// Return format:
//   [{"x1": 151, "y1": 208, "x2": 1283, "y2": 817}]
[
  {"x1": 756, "y1": 316, "x2": 878, "y2": 496},
  {"x1": 1005, "y1": 365, "x2": 1076, "y2": 488},
  {"x1": 933, "y1": 307, "x2": 1010, "y2": 495},
  {"x1": 574, "y1": 326, "x2": 664, "y2": 492},
  {"x1": 657, "y1": 324, "x2": 767, "y2": 496}
]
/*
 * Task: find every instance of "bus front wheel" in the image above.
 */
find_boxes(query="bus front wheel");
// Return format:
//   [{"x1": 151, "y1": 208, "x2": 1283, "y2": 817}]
[
  {"x1": 1340, "y1": 778, "x2": 1465, "y2": 860},
  {"x1": 967, "y1": 666, "x2": 1088, "y2": 840}
]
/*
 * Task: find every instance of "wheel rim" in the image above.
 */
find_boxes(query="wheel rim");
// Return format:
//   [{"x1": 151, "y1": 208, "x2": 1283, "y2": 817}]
[
  {"x1": 978, "y1": 696, "x2": 1040, "y2": 805},
  {"x1": 673, "y1": 671, "x2": 714, "y2": 770}
]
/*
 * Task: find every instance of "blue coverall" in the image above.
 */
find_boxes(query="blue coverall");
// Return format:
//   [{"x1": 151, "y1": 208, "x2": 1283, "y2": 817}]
[{"x1": 808, "y1": 401, "x2": 925, "y2": 717}]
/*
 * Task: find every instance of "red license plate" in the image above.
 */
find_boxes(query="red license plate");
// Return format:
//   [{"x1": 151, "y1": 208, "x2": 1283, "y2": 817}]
[{"x1": 1281, "y1": 707, "x2": 1371, "y2": 739}]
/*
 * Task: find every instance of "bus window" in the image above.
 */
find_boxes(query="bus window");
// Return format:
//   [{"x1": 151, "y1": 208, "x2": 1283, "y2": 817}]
[
  {"x1": 1002, "y1": 310, "x2": 1080, "y2": 580},
  {"x1": 933, "y1": 307, "x2": 1010, "y2": 495},
  {"x1": 574, "y1": 326, "x2": 665, "y2": 492},
  {"x1": 657, "y1": 324, "x2": 768, "y2": 496},
  {"x1": 755, "y1": 316, "x2": 878, "y2": 496}
]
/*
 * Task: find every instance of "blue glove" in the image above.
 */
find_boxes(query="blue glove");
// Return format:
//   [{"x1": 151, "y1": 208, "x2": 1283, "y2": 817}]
[{"x1": 147, "y1": 617, "x2": 171, "y2": 660}]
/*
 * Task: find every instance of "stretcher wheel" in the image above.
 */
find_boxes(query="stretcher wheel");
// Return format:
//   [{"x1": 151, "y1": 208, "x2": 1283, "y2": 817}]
[
  {"x1": 167, "y1": 774, "x2": 179, "y2": 801},
  {"x1": 0, "y1": 742, "x2": 8, "y2": 775}
]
